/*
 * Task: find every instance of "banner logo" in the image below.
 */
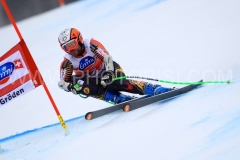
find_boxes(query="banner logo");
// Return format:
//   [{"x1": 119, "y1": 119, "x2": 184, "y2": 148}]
[{"x1": 0, "y1": 59, "x2": 24, "y2": 85}]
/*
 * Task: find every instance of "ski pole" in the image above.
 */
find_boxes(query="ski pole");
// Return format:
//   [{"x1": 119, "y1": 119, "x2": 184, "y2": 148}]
[{"x1": 113, "y1": 76, "x2": 231, "y2": 85}]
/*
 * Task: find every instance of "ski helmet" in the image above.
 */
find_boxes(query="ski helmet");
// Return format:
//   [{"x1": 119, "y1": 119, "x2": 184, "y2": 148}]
[{"x1": 58, "y1": 28, "x2": 83, "y2": 52}]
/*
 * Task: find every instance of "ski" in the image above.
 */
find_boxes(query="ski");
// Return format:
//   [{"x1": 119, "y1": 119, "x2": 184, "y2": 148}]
[
  {"x1": 85, "y1": 80, "x2": 202, "y2": 120},
  {"x1": 122, "y1": 80, "x2": 203, "y2": 112},
  {"x1": 85, "y1": 95, "x2": 150, "y2": 120}
]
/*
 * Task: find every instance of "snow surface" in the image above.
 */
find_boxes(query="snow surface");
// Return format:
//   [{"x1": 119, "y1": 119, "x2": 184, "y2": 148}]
[{"x1": 0, "y1": 0, "x2": 240, "y2": 159}]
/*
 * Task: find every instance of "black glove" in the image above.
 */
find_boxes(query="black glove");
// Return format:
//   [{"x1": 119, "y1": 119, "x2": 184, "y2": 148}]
[
  {"x1": 68, "y1": 82, "x2": 82, "y2": 95},
  {"x1": 101, "y1": 71, "x2": 115, "y2": 87}
]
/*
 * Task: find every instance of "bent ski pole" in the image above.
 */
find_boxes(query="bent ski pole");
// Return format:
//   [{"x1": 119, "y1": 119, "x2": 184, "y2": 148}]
[{"x1": 113, "y1": 76, "x2": 231, "y2": 85}]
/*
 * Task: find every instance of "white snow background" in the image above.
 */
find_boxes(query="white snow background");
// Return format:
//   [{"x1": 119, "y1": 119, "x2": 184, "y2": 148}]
[{"x1": 0, "y1": 0, "x2": 240, "y2": 159}]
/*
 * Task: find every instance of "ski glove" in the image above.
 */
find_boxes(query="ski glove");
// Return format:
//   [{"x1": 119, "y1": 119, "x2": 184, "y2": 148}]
[
  {"x1": 101, "y1": 71, "x2": 115, "y2": 87},
  {"x1": 58, "y1": 80, "x2": 82, "y2": 95}
]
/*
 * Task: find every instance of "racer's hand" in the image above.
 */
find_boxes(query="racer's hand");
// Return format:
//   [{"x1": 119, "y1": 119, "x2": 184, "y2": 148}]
[{"x1": 101, "y1": 71, "x2": 115, "y2": 87}]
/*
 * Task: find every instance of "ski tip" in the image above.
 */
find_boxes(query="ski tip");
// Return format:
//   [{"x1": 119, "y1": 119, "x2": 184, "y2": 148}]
[
  {"x1": 123, "y1": 104, "x2": 131, "y2": 112},
  {"x1": 85, "y1": 112, "x2": 93, "y2": 120}
]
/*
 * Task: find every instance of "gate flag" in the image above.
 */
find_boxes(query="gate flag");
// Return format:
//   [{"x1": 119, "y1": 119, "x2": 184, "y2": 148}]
[
  {"x1": 1, "y1": 0, "x2": 69, "y2": 135},
  {"x1": 0, "y1": 41, "x2": 42, "y2": 106}
]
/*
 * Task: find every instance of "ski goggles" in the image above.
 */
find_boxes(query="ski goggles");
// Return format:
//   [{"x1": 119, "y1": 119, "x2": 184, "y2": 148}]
[{"x1": 61, "y1": 38, "x2": 78, "y2": 52}]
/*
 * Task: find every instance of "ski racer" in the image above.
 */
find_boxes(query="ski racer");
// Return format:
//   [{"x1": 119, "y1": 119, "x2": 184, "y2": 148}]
[{"x1": 58, "y1": 28, "x2": 173, "y2": 104}]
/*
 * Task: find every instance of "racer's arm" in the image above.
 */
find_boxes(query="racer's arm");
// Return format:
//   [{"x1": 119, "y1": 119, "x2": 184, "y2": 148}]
[
  {"x1": 90, "y1": 39, "x2": 114, "y2": 72},
  {"x1": 58, "y1": 58, "x2": 82, "y2": 93},
  {"x1": 59, "y1": 58, "x2": 73, "y2": 82}
]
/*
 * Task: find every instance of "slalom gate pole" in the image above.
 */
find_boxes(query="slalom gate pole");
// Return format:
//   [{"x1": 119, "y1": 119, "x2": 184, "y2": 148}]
[
  {"x1": 1, "y1": 0, "x2": 69, "y2": 136},
  {"x1": 113, "y1": 76, "x2": 231, "y2": 85}
]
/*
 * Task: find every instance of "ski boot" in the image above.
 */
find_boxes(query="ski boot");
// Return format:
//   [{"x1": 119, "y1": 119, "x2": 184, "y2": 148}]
[
  {"x1": 144, "y1": 83, "x2": 172, "y2": 96},
  {"x1": 103, "y1": 91, "x2": 133, "y2": 104}
]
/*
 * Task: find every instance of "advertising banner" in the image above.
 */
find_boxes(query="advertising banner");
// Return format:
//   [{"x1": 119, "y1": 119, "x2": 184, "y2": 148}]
[{"x1": 0, "y1": 41, "x2": 42, "y2": 106}]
